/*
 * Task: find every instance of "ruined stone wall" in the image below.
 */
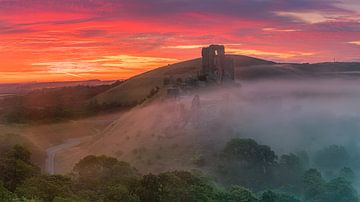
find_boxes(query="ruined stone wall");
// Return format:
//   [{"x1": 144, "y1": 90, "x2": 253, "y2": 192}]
[{"x1": 201, "y1": 44, "x2": 234, "y2": 83}]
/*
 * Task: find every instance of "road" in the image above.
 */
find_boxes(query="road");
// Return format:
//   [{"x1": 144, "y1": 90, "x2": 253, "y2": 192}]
[{"x1": 45, "y1": 138, "x2": 84, "y2": 174}]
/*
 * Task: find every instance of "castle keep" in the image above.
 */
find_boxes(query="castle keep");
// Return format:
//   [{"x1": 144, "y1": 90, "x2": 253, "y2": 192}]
[{"x1": 200, "y1": 45, "x2": 235, "y2": 83}]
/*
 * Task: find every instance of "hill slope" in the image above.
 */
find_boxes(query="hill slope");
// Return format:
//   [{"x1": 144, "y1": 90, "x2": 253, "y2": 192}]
[
  {"x1": 94, "y1": 55, "x2": 274, "y2": 105},
  {"x1": 95, "y1": 55, "x2": 360, "y2": 105}
]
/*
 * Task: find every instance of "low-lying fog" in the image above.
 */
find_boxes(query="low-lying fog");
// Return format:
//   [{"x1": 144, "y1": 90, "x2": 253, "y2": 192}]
[
  {"x1": 215, "y1": 79, "x2": 360, "y2": 153},
  {"x1": 65, "y1": 78, "x2": 360, "y2": 181}
]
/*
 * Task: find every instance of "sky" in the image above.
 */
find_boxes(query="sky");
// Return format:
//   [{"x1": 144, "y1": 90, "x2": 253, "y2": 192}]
[{"x1": 0, "y1": 0, "x2": 359, "y2": 83}]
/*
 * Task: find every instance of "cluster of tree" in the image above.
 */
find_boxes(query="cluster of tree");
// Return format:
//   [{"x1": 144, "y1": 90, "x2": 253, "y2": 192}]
[
  {"x1": 0, "y1": 145, "x2": 300, "y2": 202},
  {"x1": 212, "y1": 138, "x2": 359, "y2": 202},
  {"x1": 1, "y1": 140, "x2": 359, "y2": 202},
  {"x1": 0, "y1": 81, "x2": 131, "y2": 124},
  {"x1": 303, "y1": 169, "x2": 358, "y2": 202},
  {"x1": 218, "y1": 138, "x2": 301, "y2": 190}
]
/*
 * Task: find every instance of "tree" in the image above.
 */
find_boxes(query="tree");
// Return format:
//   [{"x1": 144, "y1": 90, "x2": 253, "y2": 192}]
[
  {"x1": 303, "y1": 169, "x2": 325, "y2": 201},
  {"x1": 0, "y1": 182, "x2": 16, "y2": 201},
  {"x1": 275, "y1": 153, "x2": 304, "y2": 190},
  {"x1": 228, "y1": 186, "x2": 258, "y2": 202},
  {"x1": 136, "y1": 171, "x2": 218, "y2": 202},
  {"x1": 15, "y1": 175, "x2": 78, "y2": 202},
  {"x1": 5, "y1": 144, "x2": 32, "y2": 163},
  {"x1": 260, "y1": 190, "x2": 300, "y2": 202},
  {"x1": 322, "y1": 177, "x2": 359, "y2": 202},
  {"x1": 136, "y1": 173, "x2": 161, "y2": 202},
  {"x1": 314, "y1": 145, "x2": 350, "y2": 171},
  {"x1": 158, "y1": 171, "x2": 216, "y2": 202},
  {"x1": 303, "y1": 169, "x2": 359, "y2": 202},
  {"x1": 220, "y1": 138, "x2": 277, "y2": 189},
  {"x1": 223, "y1": 138, "x2": 277, "y2": 168},
  {"x1": 0, "y1": 145, "x2": 40, "y2": 191},
  {"x1": 103, "y1": 184, "x2": 140, "y2": 202},
  {"x1": 73, "y1": 155, "x2": 139, "y2": 187},
  {"x1": 72, "y1": 155, "x2": 140, "y2": 201},
  {"x1": 338, "y1": 167, "x2": 355, "y2": 183}
]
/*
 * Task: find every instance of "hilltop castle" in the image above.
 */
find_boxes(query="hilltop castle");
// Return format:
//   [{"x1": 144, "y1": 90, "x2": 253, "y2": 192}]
[{"x1": 200, "y1": 45, "x2": 235, "y2": 83}]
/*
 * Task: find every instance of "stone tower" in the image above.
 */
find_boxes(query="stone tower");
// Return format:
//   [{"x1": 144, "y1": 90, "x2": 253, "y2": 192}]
[{"x1": 200, "y1": 45, "x2": 234, "y2": 83}]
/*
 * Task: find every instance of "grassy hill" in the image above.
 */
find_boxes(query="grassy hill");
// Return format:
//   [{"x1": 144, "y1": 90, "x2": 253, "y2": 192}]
[
  {"x1": 94, "y1": 54, "x2": 360, "y2": 106},
  {"x1": 35, "y1": 55, "x2": 360, "y2": 174},
  {"x1": 94, "y1": 55, "x2": 275, "y2": 105}
]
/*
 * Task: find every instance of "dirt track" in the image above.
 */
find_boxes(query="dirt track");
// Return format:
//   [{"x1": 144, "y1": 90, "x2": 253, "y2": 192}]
[{"x1": 45, "y1": 138, "x2": 85, "y2": 174}]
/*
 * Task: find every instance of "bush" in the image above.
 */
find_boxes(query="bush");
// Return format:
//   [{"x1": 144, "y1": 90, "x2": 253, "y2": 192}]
[{"x1": 16, "y1": 175, "x2": 76, "y2": 201}]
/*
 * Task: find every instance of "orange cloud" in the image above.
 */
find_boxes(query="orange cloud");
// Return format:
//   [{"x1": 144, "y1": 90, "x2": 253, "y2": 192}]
[
  {"x1": 226, "y1": 48, "x2": 314, "y2": 59},
  {"x1": 0, "y1": 0, "x2": 359, "y2": 82},
  {"x1": 348, "y1": 41, "x2": 360, "y2": 45}
]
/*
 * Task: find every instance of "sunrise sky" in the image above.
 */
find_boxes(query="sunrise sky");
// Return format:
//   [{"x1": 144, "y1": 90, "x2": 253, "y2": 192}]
[{"x1": 0, "y1": 0, "x2": 359, "y2": 83}]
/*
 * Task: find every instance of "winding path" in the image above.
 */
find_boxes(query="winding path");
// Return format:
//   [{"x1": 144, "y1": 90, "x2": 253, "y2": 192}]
[{"x1": 45, "y1": 138, "x2": 83, "y2": 174}]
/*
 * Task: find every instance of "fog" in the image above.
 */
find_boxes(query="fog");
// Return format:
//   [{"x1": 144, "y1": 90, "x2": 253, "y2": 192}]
[
  {"x1": 74, "y1": 78, "x2": 360, "y2": 179},
  {"x1": 141, "y1": 78, "x2": 360, "y2": 154},
  {"x1": 211, "y1": 79, "x2": 360, "y2": 155}
]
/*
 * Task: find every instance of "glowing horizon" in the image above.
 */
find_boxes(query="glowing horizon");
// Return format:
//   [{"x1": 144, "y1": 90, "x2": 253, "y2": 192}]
[{"x1": 0, "y1": 0, "x2": 359, "y2": 83}]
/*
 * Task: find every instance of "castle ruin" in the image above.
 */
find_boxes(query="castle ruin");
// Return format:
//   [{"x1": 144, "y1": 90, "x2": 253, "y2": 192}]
[{"x1": 200, "y1": 45, "x2": 235, "y2": 83}]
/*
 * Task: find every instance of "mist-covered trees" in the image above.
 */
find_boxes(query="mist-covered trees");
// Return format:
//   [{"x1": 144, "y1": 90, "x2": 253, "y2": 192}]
[
  {"x1": 1, "y1": 141, "x2": 359, "y2": 202},
  {"x1": 217, "y1": 138, "x2": 359, "y2": 202},
  {"x1": 260, "y1": 190, "x2": 300, "y2": 202},
  {"x1": 303, "y1": 168, "x2": 359, "y2": 202},
  {"x1": 222, "y1": 138, "x2": 277, "y2": 168},
  {"x1": 219, "y1": 138, "x2": 278, "y2": 189},
  {"x1": 275, "y1": 153, "x2": 305, "y2": 190},
  {"x1": 215, "y1": 186, "x2": 258, "y2": 202},
  {"x1": 136, "y1": 171, "x2": 218, "y2": 202},
  {"x1": 303, "y1": 169, "x2": 325, "y2": 201},
  {"x1": 314, "y1": 145, "x2": 350, "y2": 171}
]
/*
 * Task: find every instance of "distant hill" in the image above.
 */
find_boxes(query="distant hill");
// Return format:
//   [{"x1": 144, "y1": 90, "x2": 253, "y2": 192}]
[
  {"x1": 0, "y1": 79, "x2": 116, "y2": 95},
  {"x1": 94, "y1": 55, "x2": 360, "y2": 105},
  {"x1": 0, "y1": 80, "x2": 125, "y2": 123}
]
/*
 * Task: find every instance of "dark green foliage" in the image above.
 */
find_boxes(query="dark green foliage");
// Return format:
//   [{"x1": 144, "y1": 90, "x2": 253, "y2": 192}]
[
  {"x1": 73, "y1": 155, "x2": 140, "y2": 186},
  {"x1": 0, "y1": 145, "x2": 40, "y2": 191},
  {"x1": 322, "y1": 177, "x2": 358, "y2": 202},
  {"x1": 223, "y1": 138, "x2": 277, "y2": 167},
  {"x1": 275, "y1": 153, "x2": 304, "y2": 191},
  {"x1": 103, "y1": 184, "x2": 140, "y2": 202},
  {"x1": 338, "y1": 167, "x2": 355, "y2": 183},
  {"x1": 0, "y1": 182, "x2": 16, "y2": 201},
  {"x1": 2, "y1": 141, "x2": 359, "y2": 202},
  {"x1": 302, "y1": 169, "x2": 359, "y2": 202},
  {"x1": 16, "y1": 175, "x2": 77, "y2": 202},
  {"x1": 279, "y1": 154, "x2": 303, "y2": 172},
  {"x1": 303, "y1": 169, "x2": 325, "y2": 201},
  {"x1": 219, "y1": 138, "x2": 277, "y2": 189},
  {"x1": 314, "y1": 145, "x2": 350, "y2": 170},
  {"x1": 72, "y1": 155, "x2": 140, "y2": 201},
  {"x1": 5, "y1": 144, "x2": 32, "y2": 163},
  {"x1": 136, "y1": 171, "x2": 217, "y2": 202},
  {"x1": 136, "y1": 173, "x2": 161, "y2": 202},
  {"x1": 260, "y1": 190, "x2": 300, "y2": 202},
  {"x1": 216, "y1": 186, "x2": 259, "y2": 202}
]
